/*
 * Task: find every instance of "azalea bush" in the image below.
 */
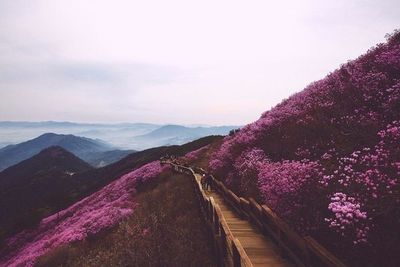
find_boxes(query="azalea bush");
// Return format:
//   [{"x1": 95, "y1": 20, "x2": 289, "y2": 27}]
[
  {"x1": 208, "y1": 30, "x2": 400, "y2": 266},
  {"x1": 232, "y1": 148, "x2": 266, "y2": 199},
  {"x1": 183, "y1": 145, "x2": 210, "y2": 162},
  {"x1": 258, "y1": 159, "x2": 325, "y2": 233},
  {"x1": 0, "y1": 161, "x2": 167, "y2": 267}
]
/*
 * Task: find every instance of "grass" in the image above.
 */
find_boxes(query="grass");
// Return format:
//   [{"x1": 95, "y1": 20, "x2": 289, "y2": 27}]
[{"x1": 36, "y1": 170, "x2": 217, "y2": 267}]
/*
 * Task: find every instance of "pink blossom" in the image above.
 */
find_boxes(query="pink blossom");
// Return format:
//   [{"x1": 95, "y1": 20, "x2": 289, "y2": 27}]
[
  {"x1": 325, "y1": 193, "x2": 369, "y2": 244},
  {"x1": 183, "y1": 145, "x2": 210, "y2": 161},
  {"x1": 1, "y1": 161, "x2": 167, "y2": 267}
]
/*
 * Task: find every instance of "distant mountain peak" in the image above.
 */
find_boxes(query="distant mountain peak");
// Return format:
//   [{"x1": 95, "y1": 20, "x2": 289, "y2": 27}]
[
  {"x1": 0, "y1": 146, "x2": 93, "y2": 185},
  {"x1": 0, "y1": 133, "x2": 114, "y2": 171}
]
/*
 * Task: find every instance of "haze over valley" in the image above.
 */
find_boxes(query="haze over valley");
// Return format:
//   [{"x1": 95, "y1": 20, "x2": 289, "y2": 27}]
[{"x1": 0, "y1": 121, "x2": 238, "y2": 150}]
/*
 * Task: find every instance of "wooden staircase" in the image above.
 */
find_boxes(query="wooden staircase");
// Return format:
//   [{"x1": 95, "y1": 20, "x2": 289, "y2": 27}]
[
  {"x1": 204, "y1": 181, "x2": 291, "y2": 266},
  {"x1": 166, "y1": 161, "x2": 346, "y2": 267}
]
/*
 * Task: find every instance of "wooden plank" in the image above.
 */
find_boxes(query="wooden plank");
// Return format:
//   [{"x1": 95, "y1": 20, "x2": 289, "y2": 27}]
[{"x1": 206, "y1": 190, "x2": 292, "y2": 267}]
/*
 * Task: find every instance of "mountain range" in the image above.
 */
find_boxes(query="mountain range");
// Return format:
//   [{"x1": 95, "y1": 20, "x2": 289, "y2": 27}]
[
  {"x1": 0, "y1": 135, "x2": 222, "y2": 243},
  {"x1": 0, "y1": 133, "x2": 135, "y2": 171},
  {"x1": 131, "y1": 124, "x2": 237, "y2": 149},
  {"x1": 0, "y1": 121, "x2": 239, "y2": 150}
]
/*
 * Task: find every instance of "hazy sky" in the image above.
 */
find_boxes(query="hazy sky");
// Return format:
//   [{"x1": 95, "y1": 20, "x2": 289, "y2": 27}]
[{"x1": 0, "y1": 0, "x2": 399, "y2": 125}]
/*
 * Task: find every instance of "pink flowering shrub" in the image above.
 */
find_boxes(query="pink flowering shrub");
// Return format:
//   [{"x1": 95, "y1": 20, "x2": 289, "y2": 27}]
[
  {"x1": 0, "y1": 161, "x2": 166, "y2": 267},
  {"x1": 208, "y1": 31, "x2": 400, "y2": 265},
  {"x1": 209, "y1": 138, "x2": 236, "y2": 174},
  {"x1": 233, "y1": 148, "x2": 266, "y2": 198},
  {"x1": 183, "y1": 145, "x2": 210, "y2": 162},
  {"x1": 319, "y1": 121, "x2": 399, "y2": 254},
  {"x1": 325, "y1": 193, "x2": 369, "y2": 245},
  {"x1": 258, "y1": 159, "x2": 325, "y2": 233}
]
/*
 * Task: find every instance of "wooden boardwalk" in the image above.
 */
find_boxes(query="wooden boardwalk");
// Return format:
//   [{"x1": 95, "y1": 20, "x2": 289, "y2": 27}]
[
  {"x1": 194, "y1": 173, "x2": 292, "y2": 267},
  {"x1": 166, "y1": 161, "x2": 346, "y2": 267}
]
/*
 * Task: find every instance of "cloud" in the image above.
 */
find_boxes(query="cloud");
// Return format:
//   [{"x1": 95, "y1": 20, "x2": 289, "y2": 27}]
[
  {"x1": 0, "y1": 60, "x2": 177, "y2": 87},
  {"x1": 0, "y1": 0, "x2": 399, "y2": 125}
]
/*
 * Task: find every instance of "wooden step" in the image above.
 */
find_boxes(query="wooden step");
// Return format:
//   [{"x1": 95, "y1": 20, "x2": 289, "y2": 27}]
[{"x1": 204, "y1": 186, "x2": 292, "y2": 266}]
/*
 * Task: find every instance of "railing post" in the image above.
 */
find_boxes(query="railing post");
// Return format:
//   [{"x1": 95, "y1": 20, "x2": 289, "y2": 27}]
[
  {"x1": 220, "y1": 223, "x2": 227, "y2": 257},
  {"x1": 214, "y1": 210, "x2": 220, "y2": 235},
  {"x1": 232, "y1": 239, "x2": 241, "y2": 267},
  {"x1": 207, "y1": 200, "x2": 211, "y2": 221}
]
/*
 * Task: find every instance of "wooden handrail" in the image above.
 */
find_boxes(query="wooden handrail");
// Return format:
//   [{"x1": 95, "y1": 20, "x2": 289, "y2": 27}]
[
  {"x1": 167, "y1": 162, "x2": 253, "y2": 267},
  {"x1": 233, "y1": 238, "x2": 253, "y2": 267}
]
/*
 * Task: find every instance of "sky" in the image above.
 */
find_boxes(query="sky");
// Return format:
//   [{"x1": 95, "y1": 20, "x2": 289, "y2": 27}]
[{"x1": 0, "y1": 0, "x2": 399, "y2": 126}]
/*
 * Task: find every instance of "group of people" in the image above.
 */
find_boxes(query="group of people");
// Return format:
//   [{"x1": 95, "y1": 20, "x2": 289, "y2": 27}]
[{"x1": 201, "y1": 173, "x2": 212, "y2": 191}]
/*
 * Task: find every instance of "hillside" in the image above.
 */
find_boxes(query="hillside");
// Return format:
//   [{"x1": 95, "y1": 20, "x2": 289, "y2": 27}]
[
  {"x1": 206, "y1": 31, "x2": 400, "y2": 266},
  {"x1": 0, "y1": 161, "x2": 165, "y2": 266},
  {"x1": 0, "y1": 135, "x2": 223, "y2": 243},
  {"x1": 0, "y1": 164, "x2": 217, "y2": 266},
  {"x1": 0, "y1": 146, "x2": 93, "y2": 241},
  {"x1": 0, "y1": 133, "x2": 114, "y2": 170},
  {"x1": 84, "y1": 149, "x2": 136, "y2": 167},
  {"x1": 35, "y1": 171, "x2": 217, "y2": 267},
  {"x1": 0, "y1": 146, "x2": 92, "y2": 189}
]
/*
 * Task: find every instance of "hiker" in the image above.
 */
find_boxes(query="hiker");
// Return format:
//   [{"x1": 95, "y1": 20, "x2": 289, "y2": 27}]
[{"x1": 205, "y1": 174, "x2": 212, "y2": 191}]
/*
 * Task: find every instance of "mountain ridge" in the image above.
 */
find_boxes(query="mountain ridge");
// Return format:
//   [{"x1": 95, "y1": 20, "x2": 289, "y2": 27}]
[
  {"x1": 0, "y1": 121, "x2": 239, "y2": 150},
  {"x1": 131, "y1": 124, "x2": 238, "y2": 149},
  {"x1": 0, "y1": 133, "x2": 122, "y2": 170},
  {"x1": 0, "y1": 146, "x2": 93, "y2": 240}
]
